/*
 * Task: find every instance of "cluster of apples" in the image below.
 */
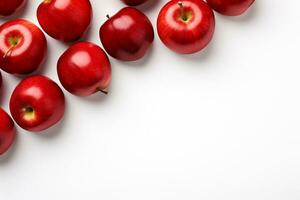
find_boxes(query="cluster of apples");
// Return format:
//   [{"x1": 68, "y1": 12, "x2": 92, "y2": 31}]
[{"x1": 0, "y1": 0, "x2": 255, "y2": 156}]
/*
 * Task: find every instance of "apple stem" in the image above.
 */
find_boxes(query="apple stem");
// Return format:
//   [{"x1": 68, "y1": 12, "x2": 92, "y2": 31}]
[
  {"x1": 106, "y1": 14, "x2": 110, "y2": 19},
  {"x1": 3, "y1": 45, "x2": 15, "y2": 59},
  {"x1": 97, "y1": 87, "x2": 108, "y2": 95},
  {"x1": 100, "y1": 90, "x2": 108, "y2": 95},
  {"x1": 178, "y1": 1, "x2": 188, "y2": 21},
  {"x1": 178, "y1": 1, "x2": 184, "y2": 13},
  {"x1": 178, "y1": 1, "x2": 183, "y2": 7}
]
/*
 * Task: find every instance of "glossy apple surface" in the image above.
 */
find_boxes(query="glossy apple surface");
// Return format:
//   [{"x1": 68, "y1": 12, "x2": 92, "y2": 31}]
[
  {"x1": 37, "y1": 0, "x2": 92, "y2": 42},
  {"x1": 0, "y1": 0, "x2": 26, "y2": 16},
  {"x1": 0, "y1": 19, "x2": 47, "y2": 75},
  {"x1": 57, "y1": 42, "x2": 111, "y2": 96},
  {"x1": 206, "y1": 0, "x2": 255, "y2": 16},
  {"x1": 10, "y1": 75, "x2": 65, "y2": 132},
  {"x1": 121, "y1": 0, "x2": 147, "y2": 6},
  {"x1": 100, "y1": 7, "x2": 154, "y2": 61},
  {"x1": 157, "y1": 0, "x2": 215, "y2": 54},
  {"x1": 0, "y1": 108, "x2": 16, "y2": 156}
]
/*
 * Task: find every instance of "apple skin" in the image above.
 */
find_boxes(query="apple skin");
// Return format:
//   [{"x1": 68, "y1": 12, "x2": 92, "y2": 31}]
[
  {"x1": 100, "y1": 7, "x2": 154, "y2": 61},
  {"x1": 10, "y1": 75, "x2": 65, "y2": 132},
  {"x1": 0, "y1": 108, "x2": 16, "y2": 156},
  {"x1": 121, "y1": 0, "x2": 147, "y2": 6},
  {"x1": 0, "y1": 0, "x2": 26, "y2": 16},
  {"x1": 0, "y1": 19, "x2": 47, "y2": 75},
  {"x1": 157, "y1": 0, "x2": 215, "y2": 54},
  {"x1": 206, "y1": 0, "x2": 255, "y2": 16},
  {"x1": 57, "y1": 42, "x2": 111, "y2": 96},
  {"x1": 37, "y1": 0, "x2": 92, "y2": 42}
]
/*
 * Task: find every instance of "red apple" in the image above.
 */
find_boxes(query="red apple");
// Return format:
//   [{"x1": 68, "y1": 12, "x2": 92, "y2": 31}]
[
  {"x1": 121, "y1": 0, "x2": 147, "y2": 6},
  {"x1": 0, "y1": 108, "x2": 16, "y2": 156},
  {"x1": 0, "y1": 19, "x2": 47, "y2": 75},
  {"x1": 37, "y1": 0, "x2": 92, "y2": 42},
  {"x1": 157, "y1": 0, "x2": 215, "y2": 54},
  {"x1": 57, "y1": 42, "x2": 111, "y2": 96},
  {"x1": 100, "y1": 7, "x2": 154, "y2": 61},
  {"x1": 206, "y1": 0, "x2": 255, "y2": 16},
  {"x1": 10, "y1": 75, "x2": 65, "y2": 132},
  {"x1": 0, "y1": 0, "x2": 26, "y2": 16}
]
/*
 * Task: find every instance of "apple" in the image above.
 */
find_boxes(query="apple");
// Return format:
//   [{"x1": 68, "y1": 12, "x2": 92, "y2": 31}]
[
  {"x1": 10, "y1": 75, "x2": 65, "y2": 132},
  {"x1": 157, "y1": 0, "x2": 215, "y2": 54},
  {"x1": 0, "y1": 19, "x2": 47, "y2": 75},
  {"x1": 0, "y1": 108, "x2": 16, "y2": 156},
  {"x1": 57, "y1": 42, "x2": 111, "y2": 96},
  {"x1": 0, "y1": 0, "x2": 26, "y2": 16},
  {"x1": 206, "y1": 0, "x2": 255, "y2": 16},
  {"x1": 37, "y1": 0, "x2": 92, "y2": 42},
  {"x1": 100, "y1": 7, "x2": 154, "y2": 61},
  {"x1": 121, "y1": 0, "x2": 147, "y2": 6}
]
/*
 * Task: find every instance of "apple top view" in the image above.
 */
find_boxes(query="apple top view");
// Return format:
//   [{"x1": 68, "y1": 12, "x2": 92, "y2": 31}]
[
  {"x1": 2, "y1": 1, "x2": 300, "y2": 200},
  {"x1": 8, "y1": 0, "x2": 300, "y2": 200},
  {"x1": 0, "y1": 0, "x2": 255, "y2": 161}
]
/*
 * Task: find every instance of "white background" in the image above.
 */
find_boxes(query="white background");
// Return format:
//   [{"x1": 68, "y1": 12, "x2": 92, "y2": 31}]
[{"x1": 1, "y1": 0, "x2": 300, "y2": 199}]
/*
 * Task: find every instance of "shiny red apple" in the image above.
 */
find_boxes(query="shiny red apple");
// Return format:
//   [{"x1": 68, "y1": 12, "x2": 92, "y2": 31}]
[
  {"x1": 0, "y1": 108, "x2": 16, "y2": 156},
  {"x1": 100, "y1": 7, "x2": 154, "y2": 61},
  {"x1": 37, "y1": 0, "x2": 92, "y2": 42},
  {"x1": 206, "y1": 0, "x2": 255, "y2": 16},
  {"x1": 57, "y1": 42, "x2": 111, "y2": 96},
  {"x1": 0, "y1": 0, "x2": 26, "y2": 16},
  {"x1": 121, "y1": 0, "x2": 147, "y2": 6},
  {"x1": 10, "y1": 75, "x2": 65, "y2": 132},
  {"x1": 157, "y1": 0, "x2": 215, "y2": 54},
  {"x1": 0, "y1": 19, "x2": 47, "y2": 75}
]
